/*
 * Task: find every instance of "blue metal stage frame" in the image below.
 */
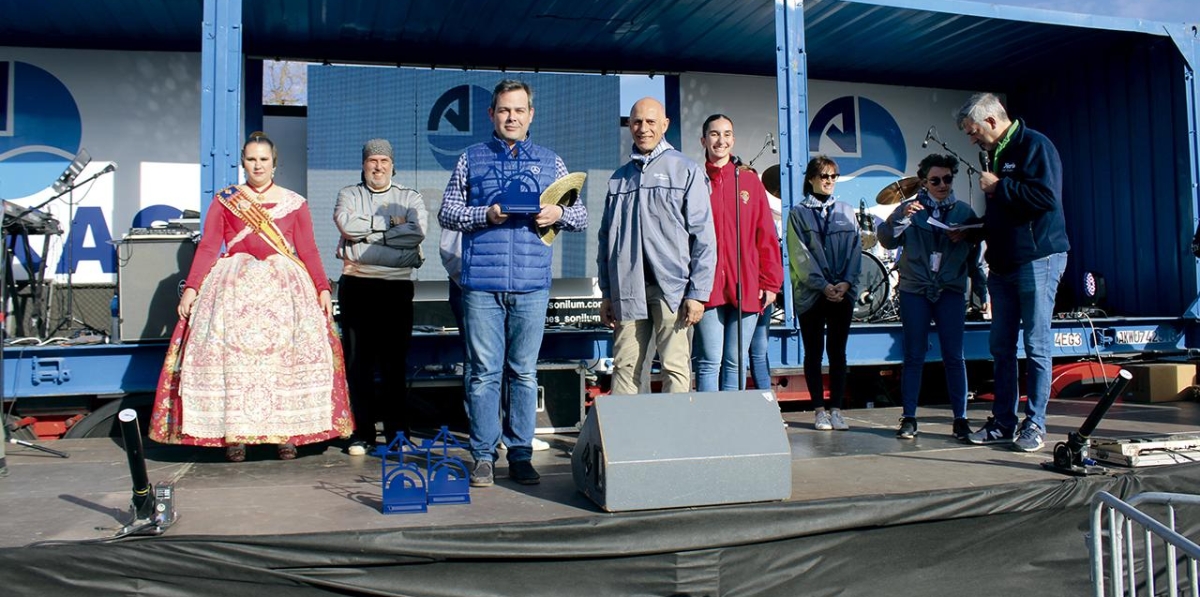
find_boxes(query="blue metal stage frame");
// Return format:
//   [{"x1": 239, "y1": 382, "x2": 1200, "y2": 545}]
[
  {"x1": 5, "y1": 0, "x2": 1200, "y2": 414},
  {"x1": 3, "y1": 318, "x2": 1187, "y2": 400},
  {"x1": 199, "y1": 0, "x2": 243, "y2": 221},
  {"x1": 774, "y1": 0, "x2": 806, "y2": 369}
]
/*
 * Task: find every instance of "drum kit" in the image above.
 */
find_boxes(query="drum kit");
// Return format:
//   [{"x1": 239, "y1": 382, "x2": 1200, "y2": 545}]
[{"x1": 853, "y1": 176, "x2": 920, "y2": 323}]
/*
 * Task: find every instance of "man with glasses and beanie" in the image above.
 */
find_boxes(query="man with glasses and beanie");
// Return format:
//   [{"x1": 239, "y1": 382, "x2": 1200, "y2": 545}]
[
  {"x1": 334, "y1": 138, "x2": 428, "y2": 456},
  {"x1": 439, "y1": 80, "x2": 587, "y2": 487},
  {"x1": 957, "y1": 92, "x2": 1069, "y2": 452}
]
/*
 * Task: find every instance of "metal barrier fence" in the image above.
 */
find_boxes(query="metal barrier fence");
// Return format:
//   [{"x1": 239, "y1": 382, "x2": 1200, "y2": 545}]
[{"x1": 1090, "y1": 491, "x2": 1200, "y2": 597}]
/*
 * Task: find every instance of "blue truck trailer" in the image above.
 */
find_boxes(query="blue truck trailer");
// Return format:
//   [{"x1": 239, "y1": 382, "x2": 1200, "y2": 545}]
[{"x1": 2, "y1": 0, "x2": 1198, "y2": 438}]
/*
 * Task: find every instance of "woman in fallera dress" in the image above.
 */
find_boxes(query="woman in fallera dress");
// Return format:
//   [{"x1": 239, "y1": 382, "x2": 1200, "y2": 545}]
[{"x1": 150, "y1": 132, "x2": 352, "y2": 461}]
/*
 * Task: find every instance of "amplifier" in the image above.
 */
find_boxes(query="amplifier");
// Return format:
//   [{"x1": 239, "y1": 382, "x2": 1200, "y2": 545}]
[
  {"x1": 406, "y1": 365, "x2": 586, "y2": 435},
  {"x1": 125, "y1": 226, "x2": 194, "y2": 239},
  {"x1": 117, "y1": 237, "x2": 196, "y2": 342},
  {"x1": 537, "y1": 363, "x2": 587, "y2": 433}
]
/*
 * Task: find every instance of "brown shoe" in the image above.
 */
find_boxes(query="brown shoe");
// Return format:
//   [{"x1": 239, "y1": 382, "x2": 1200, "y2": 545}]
[
  {"x1": 277, "y1": 443, "x2": 297, "y2": 460},
  {"x1": 225, "y1": 444, "x2": 246, "y2": 462}
]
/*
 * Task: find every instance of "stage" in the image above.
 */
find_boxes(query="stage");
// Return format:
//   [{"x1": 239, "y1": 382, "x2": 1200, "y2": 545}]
[{"x1": 3, "y1": 399, "x2": 1200, "y2": 596}]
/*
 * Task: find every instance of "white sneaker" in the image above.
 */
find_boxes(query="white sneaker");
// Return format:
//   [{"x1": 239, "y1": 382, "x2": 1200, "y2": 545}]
[
  {"x1": 499, "y1": 438, "x2": 551, "y2": 451},
  {"x1": 814, "y1": 410, "x2": 833, "y2": 431},
  {"x1": 830, "y1": 409, "x2": 849, "y2": 431},
  {"x1": 347, "y1": 441, "x2": 369, "y2": 456}
]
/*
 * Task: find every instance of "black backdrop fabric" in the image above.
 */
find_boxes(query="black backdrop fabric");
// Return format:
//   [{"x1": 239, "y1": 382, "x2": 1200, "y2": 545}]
[{"x1": 3, "y1": 463, "x2": 1198, "y2": 596}]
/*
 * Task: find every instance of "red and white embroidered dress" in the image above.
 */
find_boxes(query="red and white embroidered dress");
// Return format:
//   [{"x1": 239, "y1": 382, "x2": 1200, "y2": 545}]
[{"x1": 150, "y1": 187, "x2": 352, "y2": 447}]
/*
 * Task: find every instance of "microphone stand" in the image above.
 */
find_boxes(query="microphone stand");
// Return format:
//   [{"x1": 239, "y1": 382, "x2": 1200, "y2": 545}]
[
  {"x1": 736, "y1": 134, "x2": 775, "y2": 390},
  {"x1": 923, "y1": 127, "x2": 978, "y2": 204},
  {"x1": 8, "y1": 166, "x2": 114, "y2": 226},
  {"x1": 0, "y1": 236, "x2": 71, "y2": 461},
  {"x1": 734, "y1": 160, "x2": 745, "y2": 391},
  {"x1": 46, "y1": 166, "x2": 116, "y2": 338},
  {"x1": 5, "y1": 426, "x2": 70, "y2": 459},
  {"x1": 746, "y1": 135, "x2": 774, "y2": 170}
]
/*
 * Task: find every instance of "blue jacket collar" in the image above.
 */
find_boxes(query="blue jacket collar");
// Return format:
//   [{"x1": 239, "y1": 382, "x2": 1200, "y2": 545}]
[{"x1": 488, "y1": 133, "x2": 534, "y2": 156}]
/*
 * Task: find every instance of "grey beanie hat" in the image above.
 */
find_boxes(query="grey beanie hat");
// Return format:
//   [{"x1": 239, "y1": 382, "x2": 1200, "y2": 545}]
[{"x1": 363, "y1": 138, "x2": 393, "y2": 161}]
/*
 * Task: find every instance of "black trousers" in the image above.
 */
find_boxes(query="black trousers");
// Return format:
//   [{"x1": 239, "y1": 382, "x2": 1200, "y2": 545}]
[
  {"x1": 338, "y1": 275, "x2": 414, "y2": 444},
  {"x1": 798, "y1": 296, "x2": 853, "y2": 410}
]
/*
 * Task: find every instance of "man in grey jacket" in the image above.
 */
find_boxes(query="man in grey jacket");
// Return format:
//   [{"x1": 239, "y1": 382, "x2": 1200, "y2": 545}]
[
  {"x1": 598, "y1": 97, "x2": 716, "y2": 394},
  {"x1": 334, "y1": 139, "x2": 428, "y2": 455}
]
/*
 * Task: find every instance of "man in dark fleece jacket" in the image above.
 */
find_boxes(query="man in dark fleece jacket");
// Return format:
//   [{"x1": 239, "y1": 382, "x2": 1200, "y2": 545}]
[{"x1": 957, "y1": 92, "x2": 1069, "y2": 453}]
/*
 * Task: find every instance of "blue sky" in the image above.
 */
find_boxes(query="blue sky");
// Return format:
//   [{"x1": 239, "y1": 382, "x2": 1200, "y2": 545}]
[{"x1": 991, "y1": 0, "x2": 1197, "y2": 23}]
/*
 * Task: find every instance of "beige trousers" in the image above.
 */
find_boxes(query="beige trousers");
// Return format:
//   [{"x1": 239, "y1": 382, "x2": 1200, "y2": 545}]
[{"x1": 610, "y1": 284, "x2": 692, "y2": 394}]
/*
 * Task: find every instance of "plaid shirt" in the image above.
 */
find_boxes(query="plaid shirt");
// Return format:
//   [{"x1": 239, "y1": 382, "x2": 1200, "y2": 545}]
[{"x1": 438, "y1": 140, "x2": 587, "y2": 233}]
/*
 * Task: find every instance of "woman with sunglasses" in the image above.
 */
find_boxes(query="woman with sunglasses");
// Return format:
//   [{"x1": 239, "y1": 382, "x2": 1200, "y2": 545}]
[
  {"x1": 877, "y1": 153, "x2": 981, "y2": 440},
  {"x1": 787, "y1": 156, "x2": 861, "y2": 430}
]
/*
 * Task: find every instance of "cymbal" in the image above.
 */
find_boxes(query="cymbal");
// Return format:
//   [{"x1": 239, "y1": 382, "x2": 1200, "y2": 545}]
[
  {"x1": 761, "y1": 164, "x2": 781, "y2": 198},
  {"x1": 876, "y1": 176, "x2": 921, "y2": 205}
]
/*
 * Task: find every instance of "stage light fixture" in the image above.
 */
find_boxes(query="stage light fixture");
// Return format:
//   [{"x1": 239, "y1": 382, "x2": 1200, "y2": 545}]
[{"x1": 1082, "y1": 271, "x2": 1106, "y2": 307}]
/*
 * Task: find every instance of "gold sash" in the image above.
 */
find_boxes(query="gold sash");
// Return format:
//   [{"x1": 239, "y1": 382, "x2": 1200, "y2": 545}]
[{"x1": 215, "y1": 185, "x2": 306, "y2": 270}]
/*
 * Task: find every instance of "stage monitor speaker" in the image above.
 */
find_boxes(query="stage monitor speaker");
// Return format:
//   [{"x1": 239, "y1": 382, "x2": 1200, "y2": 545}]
[
  {"x1": 571, "y1": 390, "x2": 791, "y2": 512},
  {"x1": 117, "y1": 237, "x2": 195, "y2": 342}
]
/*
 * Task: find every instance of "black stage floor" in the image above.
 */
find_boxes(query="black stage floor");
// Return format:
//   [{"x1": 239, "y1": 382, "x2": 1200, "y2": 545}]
[{"x1": 3, "y1": 399, "x2": 1200, "y2": 596}]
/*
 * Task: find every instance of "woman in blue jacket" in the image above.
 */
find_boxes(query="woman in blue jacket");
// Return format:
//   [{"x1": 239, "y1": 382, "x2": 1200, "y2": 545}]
[
  {"x1": 787, "y1": 156, "x2": 861, "y2": 431},
  {"x1": 877, "y1": 154, "x2": 980, "y2": 440}
]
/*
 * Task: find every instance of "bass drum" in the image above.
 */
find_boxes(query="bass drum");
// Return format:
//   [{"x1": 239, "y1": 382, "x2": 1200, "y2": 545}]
[
  {"x1": 858, "y1": 211, "x2": 877, "y2": 250},
  {"x1": 853, "y1": 252, "x2": 890, "y2": 322}
]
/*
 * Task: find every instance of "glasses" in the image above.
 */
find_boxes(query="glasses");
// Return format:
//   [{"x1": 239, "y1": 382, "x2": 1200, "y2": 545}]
[
  {"x1": 927, "y1": 175, "x2": 954, "y2": 186},
  {"x1": 817, "y1": 173, "x2": 839, "y2": 181}
]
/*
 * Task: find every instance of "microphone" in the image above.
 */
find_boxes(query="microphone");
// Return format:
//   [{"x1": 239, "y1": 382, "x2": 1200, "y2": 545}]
[
  {"x1": 767, "y1": 133, "x2": 777, "y2": 154},
  {"x1": 731, "y1": 155, "x2": 743, "y2": 167},
  {"x1": 921, "y1": 126, "x2": 935, "y2": 149},
  {"x1": 979, "y1": 151, "x2": 991, "y2": 173},
  {"x1": 102, "y1": 163, "x2": 118, "y2": 174}
]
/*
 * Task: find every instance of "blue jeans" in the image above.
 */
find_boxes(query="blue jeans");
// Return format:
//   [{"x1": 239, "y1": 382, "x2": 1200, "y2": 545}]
[
  {"x1": 987, "y1": 253, "x2": 1067, "y2": 430},
  {"x1": 461, "y1": 288, "x2": 549, "y2": 463},
  {"x1": 898, "y1": 290, "x2": 967, "y2": 419},
  {"x1": 749, "y1": 303, "x2": 772, "y2": 390},
  {"x1": 693, "y1": 305, "x2": 758, "y2": 391}
]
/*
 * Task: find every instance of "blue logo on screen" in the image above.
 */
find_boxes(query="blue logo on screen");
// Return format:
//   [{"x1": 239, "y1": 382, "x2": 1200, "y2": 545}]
[
  {"x1": 0, "y1": 61, "x2": 84, "y2": 198},
  {"x1": 427, "y1": 84, "x2": 493, "y2": 170},
  {"x1": 809, "y1": 96, "x2": 905, "y2": 178}
]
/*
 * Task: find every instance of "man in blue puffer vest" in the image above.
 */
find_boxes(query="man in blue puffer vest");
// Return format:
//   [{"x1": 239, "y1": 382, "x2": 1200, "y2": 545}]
[{"x1": 438, "y1": 80, "x2": 588, "y2": 487}]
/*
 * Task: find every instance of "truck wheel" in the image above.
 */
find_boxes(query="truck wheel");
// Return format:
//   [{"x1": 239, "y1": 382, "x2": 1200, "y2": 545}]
[{"x1": 62, "y1": 394, "x2": 154, "y2": 440}]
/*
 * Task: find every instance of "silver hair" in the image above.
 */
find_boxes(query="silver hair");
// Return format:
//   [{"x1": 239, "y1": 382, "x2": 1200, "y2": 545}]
[{"x1": 955, "y1": 93, "x2": 1008, "y2": 128}]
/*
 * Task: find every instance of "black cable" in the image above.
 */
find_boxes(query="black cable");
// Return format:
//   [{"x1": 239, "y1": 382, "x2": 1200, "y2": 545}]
[{"x1": 23, "y1": 521, "x2": 159, "y2": 548}]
